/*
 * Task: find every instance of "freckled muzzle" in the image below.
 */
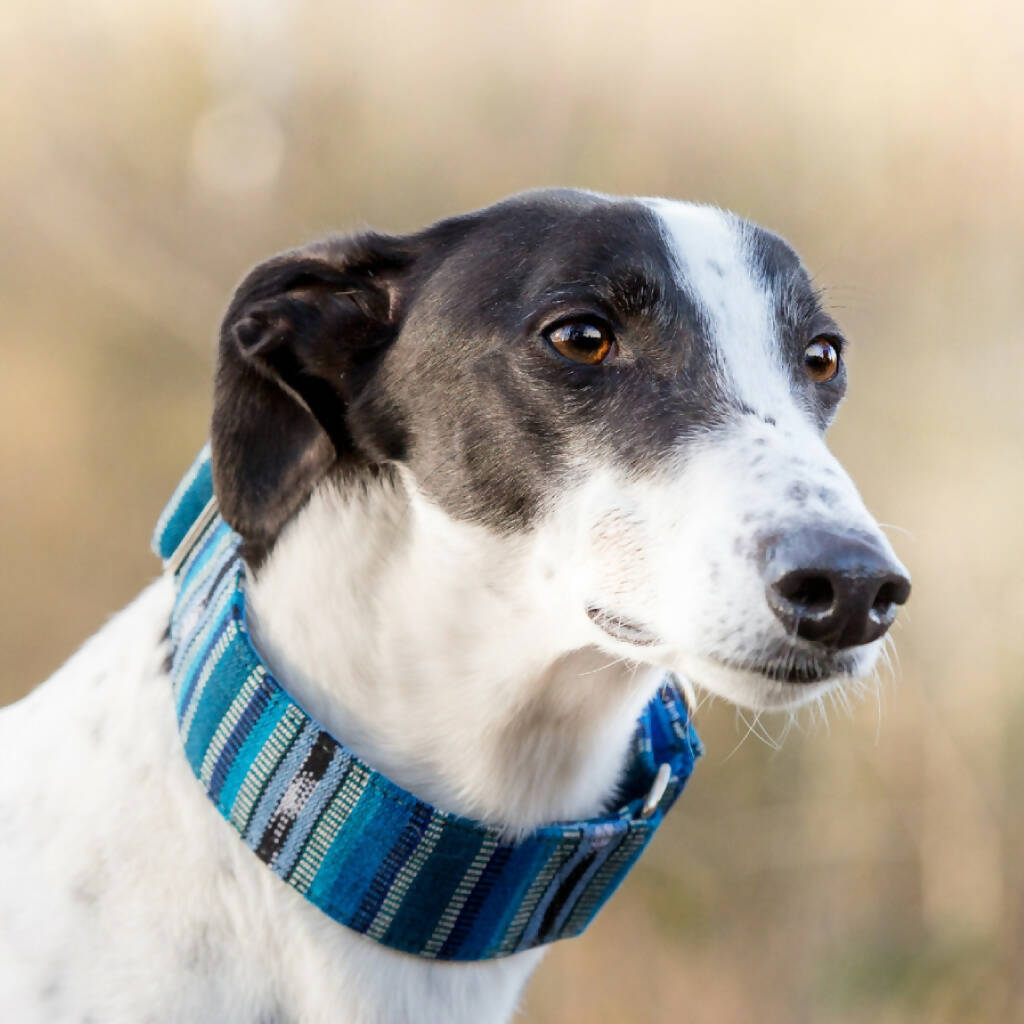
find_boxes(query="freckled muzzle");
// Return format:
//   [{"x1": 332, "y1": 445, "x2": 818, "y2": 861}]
[{"x1": 760, "y1": 528, "x2": 911, "y2": 651}]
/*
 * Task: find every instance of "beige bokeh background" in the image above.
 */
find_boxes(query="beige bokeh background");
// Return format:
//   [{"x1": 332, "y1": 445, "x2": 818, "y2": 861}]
[{"x1": 2, "y1": 2, "x2": 1022, "y2": 1020}]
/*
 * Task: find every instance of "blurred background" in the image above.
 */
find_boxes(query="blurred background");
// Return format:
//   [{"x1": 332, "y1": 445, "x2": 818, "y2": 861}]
[{"x1": 2, "y1": 1, "x2": 1021, "y2": 1020}]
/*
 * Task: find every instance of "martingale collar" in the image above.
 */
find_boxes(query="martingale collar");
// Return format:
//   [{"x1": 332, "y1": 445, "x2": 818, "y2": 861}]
[{"x1": 153, "y1": 447, "x2": 701, "y2": 962}]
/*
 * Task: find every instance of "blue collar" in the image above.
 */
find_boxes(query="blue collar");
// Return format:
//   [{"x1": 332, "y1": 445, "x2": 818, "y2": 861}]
[{"x1": 154, "y1": 447, "x2": 701, "y2": 961}]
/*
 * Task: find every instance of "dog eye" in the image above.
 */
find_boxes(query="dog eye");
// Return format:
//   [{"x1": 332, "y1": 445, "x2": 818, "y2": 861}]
[
  {"x1": 544, "y1": 320, "x2": 615, "y2": 365},
  {"x1": 803, "y1": 337, "x2": 840, "y2": 383}
]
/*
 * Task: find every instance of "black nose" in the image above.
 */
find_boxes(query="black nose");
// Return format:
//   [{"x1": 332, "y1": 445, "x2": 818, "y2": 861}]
[{"x1": 762, "y1": 528, "x2": 911, "y2": 650}]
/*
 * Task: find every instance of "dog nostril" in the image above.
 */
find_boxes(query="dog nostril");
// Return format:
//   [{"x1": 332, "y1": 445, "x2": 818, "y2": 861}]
[
  {"x1": 775, "y1": 572, "x2": 834, "y2": 617},
  {"x1": 870, "y1": 576, "x2": 911, "y2": 619},
  {"x1": 873, "y1": 582, "x2": 897, "y2": 615}
]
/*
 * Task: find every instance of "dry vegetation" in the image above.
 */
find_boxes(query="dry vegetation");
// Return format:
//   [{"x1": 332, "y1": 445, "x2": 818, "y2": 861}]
[{"x1": 1, "y1": 1, "x2": 1022, "y2": 1020}]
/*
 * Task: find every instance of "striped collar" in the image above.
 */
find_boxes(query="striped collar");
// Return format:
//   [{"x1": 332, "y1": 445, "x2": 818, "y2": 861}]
[{"x1": 154, "y1": 447, "x2": 701, "y2": 961}]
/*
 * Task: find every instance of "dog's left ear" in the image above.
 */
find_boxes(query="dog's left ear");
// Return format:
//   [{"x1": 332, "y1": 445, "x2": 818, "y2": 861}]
[{"x1": 211, "y1": 232, "x2": 414, "y2": 551}]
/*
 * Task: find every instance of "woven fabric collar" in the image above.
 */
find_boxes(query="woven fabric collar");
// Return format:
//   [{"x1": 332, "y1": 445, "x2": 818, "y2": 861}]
[{"x1": 154, "y1": 447, "x2": 701, "y2": 961}]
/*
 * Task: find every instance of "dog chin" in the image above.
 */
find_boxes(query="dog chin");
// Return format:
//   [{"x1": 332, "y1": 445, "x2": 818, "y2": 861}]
[{"x1": 677, "y1": 645, "x2": 877, "y2": 713}]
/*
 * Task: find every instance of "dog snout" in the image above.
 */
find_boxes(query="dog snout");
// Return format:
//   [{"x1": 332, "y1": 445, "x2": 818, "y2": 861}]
[{"x1": 759, "y1": 528, "x2": 911, "y2": 650}]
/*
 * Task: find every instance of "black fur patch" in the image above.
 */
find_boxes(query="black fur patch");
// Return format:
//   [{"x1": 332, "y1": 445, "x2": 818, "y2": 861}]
[{"x1": 744, "y1": 221, "x2": 847, "y2": 427}]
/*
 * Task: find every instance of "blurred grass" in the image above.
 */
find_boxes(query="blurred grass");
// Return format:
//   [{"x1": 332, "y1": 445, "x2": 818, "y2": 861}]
[{"x1": 1, "y1": 1, "x2": 1022, "y2": 1020}]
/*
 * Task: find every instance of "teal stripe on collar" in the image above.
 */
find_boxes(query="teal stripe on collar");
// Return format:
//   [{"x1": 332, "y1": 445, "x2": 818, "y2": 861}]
[
  {"x1": 156, "y1": 448, "x2": 701, "y2": 961},
  {"x1": 152, "y1": 443, "x2": 214, "y2": 561}
]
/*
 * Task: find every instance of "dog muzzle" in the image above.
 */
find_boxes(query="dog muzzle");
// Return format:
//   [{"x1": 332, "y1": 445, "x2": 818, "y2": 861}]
[{"x1": 152, "y1": 446, "x2": 701, "y2": 961}]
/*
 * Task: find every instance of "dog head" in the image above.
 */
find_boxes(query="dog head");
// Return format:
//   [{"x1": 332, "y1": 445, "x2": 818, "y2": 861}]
[{"x1": 211, "y1": 188, "x2": 909, "y2": 713}]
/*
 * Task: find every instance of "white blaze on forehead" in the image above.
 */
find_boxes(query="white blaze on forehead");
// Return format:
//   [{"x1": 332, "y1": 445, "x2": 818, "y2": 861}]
[{"x1": 642, "y1": 198, "x2": 791, "y2": 415}]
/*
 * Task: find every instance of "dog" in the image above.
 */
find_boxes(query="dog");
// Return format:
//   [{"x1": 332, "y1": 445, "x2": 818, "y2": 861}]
[{"x1": 0, "y1": 188, "x2": 909, "y2": 1023}]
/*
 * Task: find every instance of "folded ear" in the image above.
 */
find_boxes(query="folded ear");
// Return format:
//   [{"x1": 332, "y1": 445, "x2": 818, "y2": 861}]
[{"x1": 211, "y1": 232, "x2": 413, "y2": 553}]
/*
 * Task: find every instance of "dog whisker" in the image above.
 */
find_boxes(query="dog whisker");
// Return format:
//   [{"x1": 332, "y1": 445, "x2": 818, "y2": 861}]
[{"x1": 876, "y1": 521, "x2": 916, "y2": 540}]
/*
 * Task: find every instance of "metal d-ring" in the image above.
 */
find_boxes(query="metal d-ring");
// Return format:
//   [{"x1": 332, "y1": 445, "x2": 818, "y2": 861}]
[{"x1": 640, "y1": 763, "x2": 672, "y2": 819}]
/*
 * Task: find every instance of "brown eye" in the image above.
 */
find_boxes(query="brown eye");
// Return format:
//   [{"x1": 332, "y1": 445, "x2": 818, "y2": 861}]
[
  {"x1": 804, "y1": 337, "x2": 840, "y2": 383},
  {"x1": 545, "y1": 320, "x2": 615, "y2": 365}
]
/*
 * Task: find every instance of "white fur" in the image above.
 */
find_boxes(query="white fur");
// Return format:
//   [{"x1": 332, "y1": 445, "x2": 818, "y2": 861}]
[
  {"x1": 645, "y1": 198, "x2": 791, "y2": 416},
  {"x1": 0, "y1": 197, "x2": 905, "y2": 1022}
]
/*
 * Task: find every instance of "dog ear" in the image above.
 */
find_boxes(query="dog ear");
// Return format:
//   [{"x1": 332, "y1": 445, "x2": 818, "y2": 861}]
[{"x1": 211, "y1": 232, "x2": 414, "y2": 551}]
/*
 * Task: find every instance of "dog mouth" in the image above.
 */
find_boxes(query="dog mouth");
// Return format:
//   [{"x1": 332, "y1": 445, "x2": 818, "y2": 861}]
[
  {"x1": 712, "y1": 643, "x2": 862, "y2": 685},
  {"x1": 586, "y1": 606, "x2": 661, "y2": 647}
]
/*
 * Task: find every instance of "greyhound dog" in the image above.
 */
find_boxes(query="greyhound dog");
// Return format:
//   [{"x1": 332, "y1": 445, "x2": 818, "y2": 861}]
[{"x1": 0, "y1": 189, "x2": 909, "y2": 1023}]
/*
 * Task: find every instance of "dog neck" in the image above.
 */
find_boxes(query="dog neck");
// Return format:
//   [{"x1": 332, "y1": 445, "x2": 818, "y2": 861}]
[{"x1": 245, "y1": 469, "x2": 663, "y2": 834}]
